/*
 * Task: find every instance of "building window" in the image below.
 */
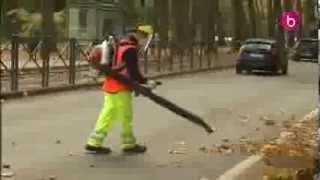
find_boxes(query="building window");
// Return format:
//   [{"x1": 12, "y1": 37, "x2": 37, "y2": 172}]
[{"x1": 79, "y1": 9, "x2": 87, "y2": 31}]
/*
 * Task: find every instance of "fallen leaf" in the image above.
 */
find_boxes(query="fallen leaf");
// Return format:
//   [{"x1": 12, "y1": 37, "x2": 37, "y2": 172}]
[
  {"x1": 1, "y1": 171, "x2": 15, "y2": 177},
  {"x1": 239, "y1": 114, "x2": 249, "y2": 119},
  {"x1": 173, "y1": 150, "x2": 186, "y2": 155},
  {"x1": 2, "y1": 163, "x2": 10, "y2": 169},
  {"x1": 239, "y1": 136, "x2": 250, "y2": 143},
  {"x1": 49, "y1": 175, "x2": 57, "y2": 180},
  {"x1": 260, "y1": 116, "x2": 270, "y2": 121},
  {"x1": 221, "y1": 138, "x2": 229, "y2": 143},
  {"x1": 224, "y1": 148, "x2": 233, "y2": 155},
  {"x1": 198, "y1": 146, "x2": 207, "y2": 153},
  {"x1": 264, "y1": 119, "x2": 275, "y2": 126},
  {"x1": 200, "y1": 177, "x2": 210, "y2": 180},
  {"x1": 179, "y1": 141, "x2": 186, "y2": 146}
]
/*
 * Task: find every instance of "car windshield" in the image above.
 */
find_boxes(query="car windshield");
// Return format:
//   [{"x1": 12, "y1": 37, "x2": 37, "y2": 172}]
[{"x1": 242, "y1": 43, "x2": 272, "y2": 51}]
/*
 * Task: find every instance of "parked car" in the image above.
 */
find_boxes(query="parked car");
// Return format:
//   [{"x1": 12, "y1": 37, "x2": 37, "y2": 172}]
[
  {"x1": 236, "y1": 38, "x2": 288, "y2": 75},
  {"x1": 291, "y1": 38, "x2": 318, "y2": 63}
]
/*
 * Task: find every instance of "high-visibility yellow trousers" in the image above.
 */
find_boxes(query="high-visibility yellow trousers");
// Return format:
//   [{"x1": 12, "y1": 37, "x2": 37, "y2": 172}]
[{"x1": 87, "y1": 91, "x2": 136, "y2": 149}]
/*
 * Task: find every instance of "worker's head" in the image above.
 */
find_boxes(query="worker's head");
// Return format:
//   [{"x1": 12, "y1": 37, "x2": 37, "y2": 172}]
[{"x1": 126, "y1": 25, "x2": 151, "y2": 42}]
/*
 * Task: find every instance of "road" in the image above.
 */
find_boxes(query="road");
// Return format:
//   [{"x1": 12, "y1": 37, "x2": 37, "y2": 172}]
[{"x1": 2, "y1": 61, "x2": 317, "y2": 180}]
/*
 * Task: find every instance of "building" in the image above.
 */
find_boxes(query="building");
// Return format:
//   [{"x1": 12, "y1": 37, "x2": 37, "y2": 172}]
[{"x1": 67, "y1": 0, "x2": 124, "y2": 39}]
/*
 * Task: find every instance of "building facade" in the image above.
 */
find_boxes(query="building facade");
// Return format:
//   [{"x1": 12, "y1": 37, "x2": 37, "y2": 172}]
[{"x1": 67, "y1": 0, "x2": 124, "y2": 39}]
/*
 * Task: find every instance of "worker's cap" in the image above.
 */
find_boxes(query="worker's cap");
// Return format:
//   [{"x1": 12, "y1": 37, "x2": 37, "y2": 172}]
[{"x1": 125, "y1": 25, "x2": 154, "y2": 35}]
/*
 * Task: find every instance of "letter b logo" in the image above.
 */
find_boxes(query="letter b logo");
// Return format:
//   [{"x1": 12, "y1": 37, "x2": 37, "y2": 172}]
[
  {"x1": 280, "y1": 11, "x2": 301, "y2": 31},
  {"x1": 286, "y1": 15, "x2": 296, "y2": 28}
]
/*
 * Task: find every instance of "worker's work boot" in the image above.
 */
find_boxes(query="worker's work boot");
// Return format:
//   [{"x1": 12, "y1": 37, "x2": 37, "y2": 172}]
[
  {"x1": 122, "y1": 144, "x2": 147, "y2": 154},
  {"x1": 85, "y1": 144, "x2": 111, "y2": 154}
]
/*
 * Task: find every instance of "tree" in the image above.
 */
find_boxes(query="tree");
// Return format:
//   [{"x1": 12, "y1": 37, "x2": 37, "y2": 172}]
[
  {"x1": 171, "y1": 0, "x2": 188, "y2": 46},
  {"x1": 267, "y1": 0, "x2": 274, "y2": 37},
  {"x1": 283, "y1": 0, "x2": 294, "y2": 47},
  {"x1": 153, "y1": 0, "x2": 169, "y2": 47},
  {"x1": 231, "y1": 0, "x2": 247, "y2": 41},
  {"x1": 0, "y1": 0, "x2": 3, "y2": 36},
  {"x1": 302, "y1": 0, "x2": 316, "y2": 36},
  {"x1": 296, "y1": 0, "x2": 303, "y2": 38},
  {"x1": 5, "y1": 9, "x2": 66, "y2": 38},
  {"x1": 118, "y1": 0, "x2": 139, "y2": 27},
  {"x1": 274, "y1": 0, "x2": 285, "y2": 49},
  {"x1": 199, "y1": 0, "x2": 210, "y2": 43},
  {"x1": 248, "y1": 0, "x2": 257, "y2": 37},
  {"x1": 216, "y1": 0, "x2": 226, "y2": 46}
]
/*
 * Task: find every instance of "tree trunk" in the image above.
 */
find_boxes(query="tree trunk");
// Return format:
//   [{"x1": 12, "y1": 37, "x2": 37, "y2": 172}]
[
  {"x1": 296, "y1": 0, "x2": 303, "y2": 38},
  {"x1": 154, "y1": 0, "x2": 169, "y2": 47},
  {"x1": 119, "y1": 0, "x2": 137, "y2": 27},
  {"x1": 216, "y1": 1, "x2": 226, "y2": 46},
  {"x1": 209, "y1": 0, "x2": 219, "y2": 41},
  {"x1": 200, "y1": 0, "x2": 210, "y2": 43},
  {"x1": 186, "y1": 0, "x2": 195, "y2": 46},
  {"x1": 283, "y1": 0, "x2": 294, "y2": 47},
  {"x1": 267, "y1": 0, "x2": 274, "y2": 37},
  {"x1": 171, "y1": 0, "x2": 188, "y2": 47},
  {"x1": 231, "y1": 0, "x2": 247, "y2": 41},
  {"x1": 303, "y1": 0, "x2": 316, "y2": 36},
  {"x1": 248, "y1": 0, "x2": 257, "y2": 37},
  {"x1": 274, "y1": 0, "x2": 285, "y2": 48}
]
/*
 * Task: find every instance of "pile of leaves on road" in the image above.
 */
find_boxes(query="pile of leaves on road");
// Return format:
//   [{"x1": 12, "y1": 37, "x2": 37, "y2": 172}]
[
  {"x1": 197, "y1": 135, "x2": 264, "y2": 156},
  {"x1": 195, "y1": 109, "x2": 319, "y2": 179},
  {"x1": 261, "y1": 109, "x2": 318, "y2": 180},
  {"x1": 261, "y1": 119, "x2": 317, "y2": 160},
  {"x1": 196, "y1": 110, "x2": 318, "y2": 159}
]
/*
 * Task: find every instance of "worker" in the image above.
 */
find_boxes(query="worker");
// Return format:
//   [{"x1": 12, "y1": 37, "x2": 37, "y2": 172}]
[{"x1": 85, "y1": 28, "x2": 157, "y2": 154}]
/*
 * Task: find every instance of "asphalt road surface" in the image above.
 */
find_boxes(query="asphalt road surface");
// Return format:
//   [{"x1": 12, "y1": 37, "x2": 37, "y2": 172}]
[{"x1": 2, "y1": 61, "x2": 317, "y2": 180}]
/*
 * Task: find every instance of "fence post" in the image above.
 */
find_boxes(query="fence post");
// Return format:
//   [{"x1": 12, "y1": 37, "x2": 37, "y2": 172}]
[
  {"x1": 157, "y1": 47, "x2": 161, "y2": 72},
  {"x1": 199, "y1": 43, "x2": 203, "y2": 69},
  {"x1": 190, "y1": 43, "x2": 194, "y2": 70},
  {"x1": 169, "y1": 43, "x2": 173, "y2": 72},
  {"x1": 207, "y1": 44, "x2": 211, "y2": 69},
  {"x1": 41, "y1": 38, "x2": 50, "y2": 88},
  {"x1": 10, "y1": 36, "x2": 19, "y2": 91},
  {"x1": 69, "y1": 38, "x2": 76, "y2": 85},
  {"x1": 179, "y1": 49, "x2": 183, "y2": 72},
  {"x1": 144, "y1": 50, "x2": 148, "y2": 75}
]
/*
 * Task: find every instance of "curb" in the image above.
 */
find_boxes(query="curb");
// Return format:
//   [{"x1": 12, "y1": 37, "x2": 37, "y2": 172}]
[
  {"x1": 1, "y1": 65, "x2": 235, "y2": 100},
  {"x1": 217, "y1": 108, "x2": 319, "y2": 180},
  {"x1": 217, "y1": 156, "x2": 264, "y2": 180}
]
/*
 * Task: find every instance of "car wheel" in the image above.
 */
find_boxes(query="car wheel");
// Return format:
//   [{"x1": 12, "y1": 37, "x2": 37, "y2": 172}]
[
  {"x1": 236, "y1": 66, "x2": 242, "y2": 74},
  {"x1": 271, "y1": 68, "x2": 279, "y2": 76},
  {"x1": 281, "y1": 66, "x2": 288, "y2": 75}
]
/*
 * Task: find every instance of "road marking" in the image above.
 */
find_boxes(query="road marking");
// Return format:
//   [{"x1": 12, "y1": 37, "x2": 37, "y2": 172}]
[{"x1": 217, "y1": 155, "x2": 263, "y2": 180}]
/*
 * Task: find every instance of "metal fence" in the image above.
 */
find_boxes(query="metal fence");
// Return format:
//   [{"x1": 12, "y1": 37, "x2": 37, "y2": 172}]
[{"x1": 1, "y1": 36, "x2": 237, "y2": 96}]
